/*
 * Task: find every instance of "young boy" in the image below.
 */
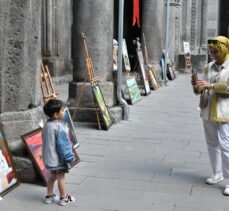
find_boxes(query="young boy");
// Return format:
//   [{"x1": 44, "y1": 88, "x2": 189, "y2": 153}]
[{"x1": 42, "y1": 99, "x2": 75, "y2": 206}]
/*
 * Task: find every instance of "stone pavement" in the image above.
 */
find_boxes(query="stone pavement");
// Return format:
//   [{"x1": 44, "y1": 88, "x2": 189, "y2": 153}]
[{"x1": 2, "y1": 73, "x2": 229, "y2": 211}]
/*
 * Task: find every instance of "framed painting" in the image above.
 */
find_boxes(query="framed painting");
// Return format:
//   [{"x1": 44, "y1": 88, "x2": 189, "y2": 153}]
[
  {"x1": 0, "y1": 123, "x2": 19, "y2": 197},
  {"x1": 92, "y1": 84, "x2": 113, "y2": 130},
  {"x1": 183, "y1": 41, "x2": 190, "y2": 57},
  {"x1": 126, "y1": 77, "x2": 141, "y2": 104},
  {"x1": 63, "y1": 108, "x2": 80, "y2": 149},
  {"x1": 21, "y1": 128, "x2": 80, "y2": 186},
  {"x1": 160, "y1": 58, "x2": 167, "y2": 80},
  {"x1": 21, "y1": 128, "x2": 51, "y2": 186},
  {"x1": 136, "y1": 49, "x2": 151, "y2": 95},
  {"x1": 147, "y1": 65, "x2": 160, "y2": 90},
  {"x1": 167, "y1": 64, "x2": 176, "y2": 80},
  {"x1": 122, "y1": 39, "x2": 131, "y2": 72},
  {"x1": 113, "y1": 39, "x2": 118, "y2": 71}
]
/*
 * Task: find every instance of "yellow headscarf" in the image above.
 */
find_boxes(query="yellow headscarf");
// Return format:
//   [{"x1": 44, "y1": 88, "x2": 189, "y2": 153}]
[{"x1": 208, "y1": 36, "x2": 229, "y2": 64}]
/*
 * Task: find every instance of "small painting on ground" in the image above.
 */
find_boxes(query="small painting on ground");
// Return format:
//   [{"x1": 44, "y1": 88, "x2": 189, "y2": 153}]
[{"x1": 126, "y1": 77, "x2": 142, "y2": 104}]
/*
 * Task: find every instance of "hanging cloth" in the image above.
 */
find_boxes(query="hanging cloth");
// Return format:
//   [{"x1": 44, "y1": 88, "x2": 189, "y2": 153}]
[{"x1": 133, "y1": 0, "x2": 140, "y2": 28}]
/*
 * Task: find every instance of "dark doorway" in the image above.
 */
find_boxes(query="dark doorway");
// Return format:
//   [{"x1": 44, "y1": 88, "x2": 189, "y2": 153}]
[
  {"x1": 114, "y1": 0, "x2": 141, "y2": 70},
  {"x1": 219, "y1": 0, "x2": 229, "y2": 36}
]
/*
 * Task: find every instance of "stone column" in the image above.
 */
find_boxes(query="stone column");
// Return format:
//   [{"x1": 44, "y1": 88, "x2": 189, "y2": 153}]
[
  {"x1": 190, "y1": 0, "x2": 197, "y2": 53},
  {"x1": 0, "y1": 0, "x2": 44, "y2": 182},
  {"x1": 196, "y1": 1, "x2": 202, "y2": 52},
  {"x1": 41, "y1": 0, "x2": 72, "y2": 77},
  {"x1": 69, "y1": 0, "x2": 120, "y2": 122},
  {"x1": 199, "y1": 0, "x2": 208, "y2": 53},
  {"x1": 189, "y1": 0, "x2": 207, "y2": 72},
  {"x1": 174, "y1": 7, "x2": 181, "y2": 53},
  {"x1": 141, "y1": 0, "x2": 165, "y2": 74},
  {"x1": 182, "y1": 0, "x2": 191, "y2": 43}
]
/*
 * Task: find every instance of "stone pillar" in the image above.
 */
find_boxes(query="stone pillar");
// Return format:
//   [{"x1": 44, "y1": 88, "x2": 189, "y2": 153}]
[
  {"x1": 0, "y1": 0, "x2": 44, "y2": 182},
  {"x1": 41, "y1": 0, "x2": 72, "y2": 77},
  {"x1": 174, "y1": 7, "x2": 181, "y2": 53},
  {"x1": 168, "y1": 6, "x2": 176, "y2": 62},
  {"x1": 141, "y1": 0, "x2": 165, "y2": 73},
  {"x1": 69, "y1": 0, "x2": 120, "y2": 123},
  {"x1": 181, "y1": 0, "x2": 191, "y2": 43},
  {"x1": 196, "y1": 1, "x2": 202, "y2": 52},
  {"x1": 207, "y1": 0, "x2": 220, "y2": 38},
  {"x1": 190, "y1": 0, "x2": 207, "y2": 72},
  {"x1": 199, "y1": 0, "x2": 208, "y2": 53},
  {"x1": 190, "y1": 0, "x2": 197, "y2": 53}
]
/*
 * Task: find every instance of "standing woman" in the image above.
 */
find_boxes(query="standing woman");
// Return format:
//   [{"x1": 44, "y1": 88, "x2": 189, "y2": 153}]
[{"x1": 192, "y1": 36, "x2": 229, "y2": 195}]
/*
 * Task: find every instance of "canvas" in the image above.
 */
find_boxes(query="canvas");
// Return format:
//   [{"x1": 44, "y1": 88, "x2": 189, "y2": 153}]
[
  {"x1": 122, "y1": 39, "x2": 131, "y2": 72},
  {"x1": 126, "y1": 77, "x2": 141, "y2": 104},
  {"x1": 136, "y1": 49, "x2": 151, "y2": 95},
  {"x1": 0, "y1": 123, "x2": 19, "y2": 197},
  {"x1": 147, "y1": 65, "x2": 160, "y2": 90},
  {"x1": 63, "y1": 108, "x2": 79, "y2": 149},
  {"x1": 92, "y1": 84, "x2": 112, "y2": 130},
  {"x1": 21, "y1": 128, "x2": 51, "y2": 186},
  {"x1": 183, "y1": 41, "x2": 190, "y2": 56}
]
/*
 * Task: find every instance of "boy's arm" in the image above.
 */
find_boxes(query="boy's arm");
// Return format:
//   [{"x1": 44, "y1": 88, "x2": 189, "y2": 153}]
[{"x1": 56, "y1": 129, "x2": 75, "y2": 161}]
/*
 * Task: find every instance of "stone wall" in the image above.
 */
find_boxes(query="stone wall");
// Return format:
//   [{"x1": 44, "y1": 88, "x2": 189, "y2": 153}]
[
  {"x1": 207, "y1": 0, "x2": 220, "y2": 38},
  {"x1": 0, "y1": 0, "x2": 44, "y2": 183},
  {"x1": 0, "y1": 0, "x2": 41, "y2": 113},
  {"x1": 41, "y1": 0, "x2": 73, "y2": 78}
]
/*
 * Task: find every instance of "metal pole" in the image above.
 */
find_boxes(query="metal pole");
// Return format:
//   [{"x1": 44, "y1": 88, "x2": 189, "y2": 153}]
[
  {"x1": 164, "y1": 0, "x2": 170, "y2": 86},
  {"x1": 117, "y1": 0, "x2": 129, "y2": 120}
]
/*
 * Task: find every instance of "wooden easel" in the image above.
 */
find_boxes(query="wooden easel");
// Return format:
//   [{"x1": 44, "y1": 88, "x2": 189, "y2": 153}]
[
  {"x1": 40, "y1": 61, "x2": 58, "y2": 103},
  {"x1": 184, "y1": 56, "x2": 192, "y2": 69},
  {"x1": 70, "y1": 33, "x2": 102, "y2": 130}
]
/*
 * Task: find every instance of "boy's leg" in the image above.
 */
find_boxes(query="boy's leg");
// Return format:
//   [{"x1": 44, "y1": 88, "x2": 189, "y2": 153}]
[
  {"x1": 44, "y1": 173, "x2": 58, "y2": 204},
  {"x1": 56, "y1": 173, "x2": 66, "y2": 197},
  {"x1": 57, "y1": 172, "x2": 75, "y2": 206},
  {"x1": 47, "y1": 173, "x2": 57, "y2": 195}
]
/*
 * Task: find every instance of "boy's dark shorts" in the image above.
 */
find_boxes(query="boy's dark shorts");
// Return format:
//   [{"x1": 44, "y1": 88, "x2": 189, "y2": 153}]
[{"x1": 50, "y1": 169, "x2": 69, "y2": 174}]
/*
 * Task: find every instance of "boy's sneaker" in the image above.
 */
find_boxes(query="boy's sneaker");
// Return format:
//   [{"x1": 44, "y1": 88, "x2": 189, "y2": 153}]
[
  {"x1": 205, "y1": 173, "x2": 224, "y2": 185},
  {"x1": 43, "y1": 194, "x2": 59, "y2": 204},
  {"x1": 59, "y1": 195, "x2": 75, "y2": 206}
]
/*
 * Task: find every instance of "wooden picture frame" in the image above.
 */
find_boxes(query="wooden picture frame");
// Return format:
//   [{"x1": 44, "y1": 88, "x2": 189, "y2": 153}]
[
  {"x1": 147, "y1": 65, "x2": 160, "y2": 90},
  {"x1": 136, "y1": 49, "x2": 151, "y2": 95},
  {"x1": 122, "y1": 39, "x2": 131, "y2": 72},
  {"x1": 167, "y1": 64, "x2": 176, "y2": 80},
  {"x1": 126, "y1": 77, "x2": 141, "y2": 104},
  {"x1": 21, "y1": 128, "x2": 51, "y2": 186},
  {"x1": 183, "y1": 41, "x2": 190, "y2": 56},
  {"x1": 63, "y1": 108, "x2": 80, "y2": 149},
  {"x1": 0, "y1": 123, "x2": 19, "y2": 197},
  {"x1": 21, "y1": 128, "x2": 80, "y2": 186},
  {"x1": 92, "y1": 84, "x2": 113, "y2": 130}
]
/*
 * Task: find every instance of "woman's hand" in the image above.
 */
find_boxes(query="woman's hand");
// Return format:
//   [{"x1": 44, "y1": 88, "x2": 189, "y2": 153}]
[
  {"x1": 191, "y1": 74, "x2": 197, "y2": 86},
  {"x1": 196, "y1": 80, "x2": 212, "y2": 90}
]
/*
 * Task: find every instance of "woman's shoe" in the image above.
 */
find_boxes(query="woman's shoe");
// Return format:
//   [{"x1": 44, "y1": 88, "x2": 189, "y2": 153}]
[
  {"x1": 205, "y1": 173, "x2": 224, "y2": 185},
  {"x1": 223, "y1": 185, "x2": 229, "y2": 195}
]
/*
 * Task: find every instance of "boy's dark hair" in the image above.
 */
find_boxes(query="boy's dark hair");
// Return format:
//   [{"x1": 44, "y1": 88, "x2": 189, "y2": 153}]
[{"x1": 43, "y1": 99, "x2": 65, "y2": 118}]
